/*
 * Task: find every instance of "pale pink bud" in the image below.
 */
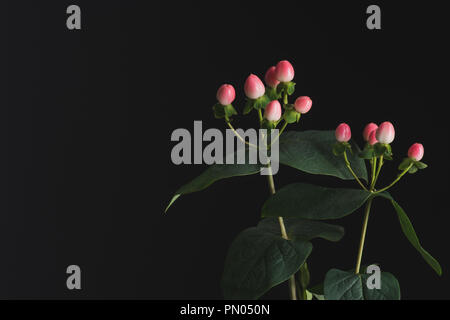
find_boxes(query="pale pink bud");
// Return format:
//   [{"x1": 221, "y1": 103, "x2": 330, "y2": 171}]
[
  {"x1": 264, "y1": 100, "x2": 282, "y2": 121},
  {"x1": 363, "y1": 123, "x2": 378, "y2": 142},
  {"x1": 294, "y1": 96, "x2": 312, "y2": 114},
  {"x1": 368, "y1": 131, "x2": 378, "y2": 146},
  {"x1": 216, "y1": 84, "x2": 235, "y2": 105},
  {"x1": 244, "y1": 74, "x2": 265, "y2": 99},
  {"x1": 335, "y1": 123, "x2": 351, "y2": 142},
  {"x1": 376, "y1": 121, "x2": 395, "y2": 144},
  {"x1": 264, "y1": 66, "x2": 280, "y2": 88},
  {"x1": 275, "y1": 60, "x2": 295, "y2": 82},
  {"x1": 408, "y1": 143, "x2": 424, "y2": 161}
]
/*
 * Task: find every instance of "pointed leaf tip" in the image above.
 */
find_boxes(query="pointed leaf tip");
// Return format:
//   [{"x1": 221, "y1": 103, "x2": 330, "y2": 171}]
[{"x1": 165, "y1": 194, "x2": 180, "y2": 213}]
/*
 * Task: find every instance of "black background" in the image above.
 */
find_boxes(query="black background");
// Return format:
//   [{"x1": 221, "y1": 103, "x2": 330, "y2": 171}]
[{"x1": 0, "y1": 0, "x2": 448, "y2": 299}]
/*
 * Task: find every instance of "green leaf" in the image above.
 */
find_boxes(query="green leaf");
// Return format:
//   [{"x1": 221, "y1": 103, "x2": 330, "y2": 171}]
[
  {"x1": 305, "y1": 290, "x2": 314, "y2": 300},
  {"x1": 165, "y1": 162, "x2": 260, "y2": 212},
  {"x1": 308, "y1": 283, "x2": 325, "y2": 299},
  {"x1": 224, "y1": 104, "x2": 238, "y2": 120},
  {"x1": 414, "y1": 161, "x2": 428, "y2": 169},
  {"x1": 261, "y1": 119, "x2": 276, "y2": 130},
  {"x1": 276, "y1": 81, "x2": 296, "y2": 96},
  {"x1": 254, "y1": 95, "x2": 270, "y2": 110},
  {"x1": 308, "y1": 282, "x2": 324, "y2": 296},
  {"x1": 377, "y1": 193, "x2": 442, "y2": 276},
  {"x1": 408, "y1": 165, "x2": 418, "y2": 174},
  {"x1": 374, "y1": 143, "x2": 393, "y2": 159},
  {"x1": 283, "y1": 109, "x2": 299, "y2": 124},
  {"x1": 324, "y1": 268, "x2": 400, "y2": 300},
  {"x1": 279, "y1": 130, "x2": 368, "y2": 181},
  {"x1": 358, "y1": 145, "x2": 375, "y2": 159},
  {"x1": 374, "y1": 143, "x2": 387, "y2": 157},
  {"x1": 243, "y1": 99, "x2": 254, "y2": 115},
  {"x1": 310, "y1": 291, "x2": 324, "y2": 300},
  {"x1": 332, "y1": 142, "x2": 346, "y2": 156},
  {"x1": 221, "y1": 227, "x2": 312, "y2": 299},
  {"x1": 286, "y1": 81, "x2": 296, "y2": 95},
  {"x1": 308, "y1": 264, "x2": 375, "y2": 300},
  {"x1": 283, "y1": 103, "x2": 293, "y2": 110},
  {"x1": 257, "y1": 217, "x2": 345, "y2": 242},
  {"x1": 261, "y1": 183, "x2": 371, "y2": 220},
  {"x1": 212, "y1": 103, "x2": 225, "y2": 119},
  {"x1": 276, "y1": 82, "x2": 285, "y2": 95},
  {"x1": 398, "y1": 157, "x2": 413, "y2": 171},
  {"x1": 266, "y1": 86, "x2": 280, "y2": 100}
]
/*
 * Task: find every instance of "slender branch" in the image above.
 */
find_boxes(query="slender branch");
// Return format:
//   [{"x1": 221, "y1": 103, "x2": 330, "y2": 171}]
[
  {"x1": 355, "y1": 198, "x2": 373, "y2": 274},
  {"x1": 268, "y1": 121, "x2": 288, "y2": 148},
  {"x1": 257, "y1": 109, "x2": 263, "y2": 126},
  {"x1": 373, "y1": 154, "x2": 384, "y2": 187},
  {"x1": 264, "y1": 91, "x2": 298, "y2": 299},
  {"x1": 266, "y1": 164, "x2": 297, "y2": 300},
  {"x1": 370, "y1": 157, "x2": 377, "y2": 189},
  {"x1": 226, "y1": 122, "x2": 258, "y2": 149},
  {"x1": 343, "y1": 151, "x2": 368, "y2": 191},
  {"x1": 375, "y1": 163, "x2": 413, "y2": 194},
  {"x1": 298, "y1": 262, "x2": 310, "y2": 300}
]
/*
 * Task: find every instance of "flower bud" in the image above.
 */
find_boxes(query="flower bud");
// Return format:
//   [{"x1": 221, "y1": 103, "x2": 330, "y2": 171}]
[
  {"x1": 368, "y1": 131, "x2": 378, "y2": 146},
  {"x1": 244, "y1": 74, "x2": 265, "y2": 99},
  {"x1": 216, "y1": 84, "x2": 236, "y2": 106},
  {"x1": 294, "y1": 96, "x2": 312, "y2": 114},
  {"x1": 275, "y1": 60, "x2": 295, "y2": 82},
  {"x1": 408, "y1": 143, "x2": 424, "y2": 161},
  {"x1": 335, "y1": 123, "x2": 351, "y2": 142},
  {"x1": 363, "y1": 123, "x2": 378, "y2": 142},
  {"x1": 264, "y1": 100, "x2": 282, "y2": 121},
  {"x1": 376, "y1": 121, "x2": 395, "y2": 144},
  {"x1": 264, "y1": 66, "x2": 280, "y2": 88}
]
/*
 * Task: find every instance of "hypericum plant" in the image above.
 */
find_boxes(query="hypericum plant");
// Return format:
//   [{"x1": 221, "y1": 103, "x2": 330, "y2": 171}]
[{"x1": 166, "y1": 60, "x2": 442, "y2": 300}]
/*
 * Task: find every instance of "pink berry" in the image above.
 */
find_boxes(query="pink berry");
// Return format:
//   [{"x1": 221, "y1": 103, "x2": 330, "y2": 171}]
[
  {"x1": 264, "y1": 100, "x2": 282, "y2": 121},
  {"x1": 408, "y1": 143, "x2": 424, "y2": 161},
  {"x1": 335, "y1": 123, "x2": 351, "y2": 142},
  {"x1": 264, "y1": 66, "x2": 280, "y2": 88},
  {"x1": 244, "y1": 74, "x2": 265, "y2": 100},
  {"x1": 275, "y1": 60, "x2": 295, "y2": 82},
  {"x1": 363, "y1": 123, "x2": 378, "y2": 142},
  {"x1": 294, "y1": 96, "x2": 312, "y2": 114},
  {"x1": 368, "y1": 131, "x2": 378, "y2": 146},
  {"x1": 376, "y1": 121, "x2": 395, "y2": 144},
  {"x1": 216, "y1": 84, "x2": 235, "y2": 106}
]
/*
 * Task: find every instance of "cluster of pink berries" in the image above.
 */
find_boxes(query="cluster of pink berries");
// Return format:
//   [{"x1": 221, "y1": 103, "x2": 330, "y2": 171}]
[
  {"x1": 216, "y1": 60, "x2": 312, "y2": 122},
  {"x1": 335, "y1": 122, "x2": 424, "y2": 161}
]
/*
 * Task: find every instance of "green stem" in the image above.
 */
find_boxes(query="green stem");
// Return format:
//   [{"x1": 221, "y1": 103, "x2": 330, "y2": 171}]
[
  {"x1": 226, "y1": 122, "x2": 258, "y2": 149},
  {"x1": 373, "y1": 155, "x2": 384, "y2": 187},
  {"x1": 266, "y1": 164, "x2": 297, "y2": 300},
  {"x1": 370, "y1": 157, "x2": 377, "y2": 189},
  {"x1": 355, "y1": 198, "x2": 373, "y2": 274},
  {"x1": 343, "y1": 151, "x2": 368, "y2": 191},
  {"x1": 298, "y1": 261, "x2": 310, "y2": 300},
  {"x1": 269, "y1": 121, "x2": 288, "y2": 148},
  {"x1": 258, "y1": 109, "x2": 263, "y2": 126},
  {"x1": 375, "y1": 163, "x2": 413, "y2": 194}
]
